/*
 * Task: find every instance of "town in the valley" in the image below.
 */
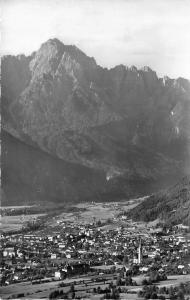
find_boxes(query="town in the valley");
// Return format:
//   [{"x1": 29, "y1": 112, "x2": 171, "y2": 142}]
[{"x1": 1, "y1": 201, "x2": 190, "y2": 299}]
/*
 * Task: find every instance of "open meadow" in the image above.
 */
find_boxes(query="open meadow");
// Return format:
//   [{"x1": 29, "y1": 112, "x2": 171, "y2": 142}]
[
  {"x1": 1, "y1": 273, "x2": 190, "y2": 299},
  {"x1": 49, "y1": 197, "x2": 146, "y2": 227},
  {"x1": 0, "y1": 214, "x2": 46, "y2": 233}
]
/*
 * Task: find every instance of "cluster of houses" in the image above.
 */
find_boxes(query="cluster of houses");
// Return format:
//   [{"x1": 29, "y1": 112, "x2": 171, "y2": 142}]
[{"x1": 1, "y1": 220, "x2": 190, "y2": 286}]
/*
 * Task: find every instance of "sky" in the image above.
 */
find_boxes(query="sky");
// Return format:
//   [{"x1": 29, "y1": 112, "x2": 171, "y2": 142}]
[{"x1": 1, "y1": 0, "x2": 190, "y2": 79}]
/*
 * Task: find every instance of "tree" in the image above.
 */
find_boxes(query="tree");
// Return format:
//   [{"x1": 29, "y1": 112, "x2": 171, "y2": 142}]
[
  {"x1": 151, "y1": 292, "x2": 158, "y2": 299},
  {"x1": 177, "y1": 290, "x2": 185, "y2": 300},
  {"x1": 149, "y1": 271, "x2": 160, "y2": 283},
  {"x1": 144, "y1": 292, "x2": 151, "y2": 299},
  {"x1": 138, "y1": 290, "x2": 144, "y2": 297},
  {"x1": 111, "y1": 288, "x2": 120, "y2": 299},
  {"x1": 142, "y1": 279, "x2": 149, "y2": 285},
  {"x1": 125, "y1": 275, "x2": 133, "y2": 286},
  {"x1": 70, "y1": 283, "x2": 75, "y2": 293},
  {"x1": 123, "y1": 255, "x2": 128, "y2": 265},
  {"x1": 116, "y1": 276, "x2": 121, "y2": 286}
]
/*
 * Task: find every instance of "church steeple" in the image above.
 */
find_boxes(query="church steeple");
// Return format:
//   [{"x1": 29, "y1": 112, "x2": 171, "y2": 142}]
[{"x1": 138, "y1": 238, "x2": 142, "y2": 264}]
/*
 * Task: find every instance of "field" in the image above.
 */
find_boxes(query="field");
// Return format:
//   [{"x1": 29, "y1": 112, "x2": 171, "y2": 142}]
[
  {"x1": 1, "y1": 273, "x2": 190, "y2": 299},
  {"x1": 1, "y1": 206, "x2": 36, "y2": 209},
  {"x1": 48, "y1": 197, "x2": 146, "y2": 228},
  {"x1": 0, "y1": 214, "x2": 46, "y2": 233},
  {"x1": 0, "y1": 198, "x2": 145, "y2": 234}
]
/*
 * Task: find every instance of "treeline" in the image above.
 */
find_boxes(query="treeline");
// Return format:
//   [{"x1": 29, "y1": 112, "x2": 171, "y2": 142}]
[
  {"x1": 142, "y1": 271, "x2": 167, "y2": 285},
  {"x1": 49, "y1": 282, "x2": 122, "y2": 299},
  {"x1": 1, "y1": 205, "x2": 86, "y2": 216},
  {"x1": 138, "y1": 282, "x2": 190, "y2": 299},
  {"x1": 1, "y1": 206, "x2": 53, "y2": 216}
]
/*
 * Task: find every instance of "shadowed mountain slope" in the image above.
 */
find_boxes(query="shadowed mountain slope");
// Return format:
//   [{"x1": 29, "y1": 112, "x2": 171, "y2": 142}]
[{"x1": 128, "y1": 176, "x2": 190, "y2": 225}]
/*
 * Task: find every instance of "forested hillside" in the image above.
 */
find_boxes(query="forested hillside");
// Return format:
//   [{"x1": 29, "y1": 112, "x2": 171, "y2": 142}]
[{"x1": 129, "y1": 176, "x2": 190, "y2": 225}]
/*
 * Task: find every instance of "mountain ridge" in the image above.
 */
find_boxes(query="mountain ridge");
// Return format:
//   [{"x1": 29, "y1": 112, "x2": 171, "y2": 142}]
[{"x1": 2, "y1": 38, "x2": 190, "y2": 205}]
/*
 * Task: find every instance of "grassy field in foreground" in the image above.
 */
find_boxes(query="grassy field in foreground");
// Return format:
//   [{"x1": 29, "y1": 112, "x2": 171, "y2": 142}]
[{"x1": 1, "y1": 273, "x2": 190, "y2": 300}]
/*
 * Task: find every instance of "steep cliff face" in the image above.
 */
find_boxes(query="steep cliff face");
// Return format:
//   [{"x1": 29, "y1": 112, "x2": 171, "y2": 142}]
[{"x1": 2, "y1": 38, "x2": 190, "y2": 205}]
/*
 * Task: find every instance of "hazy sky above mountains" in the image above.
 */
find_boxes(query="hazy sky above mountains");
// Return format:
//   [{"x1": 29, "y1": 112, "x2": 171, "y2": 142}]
[{"x1": 2, "y1": 0, "x2": 190, "y2": 79}]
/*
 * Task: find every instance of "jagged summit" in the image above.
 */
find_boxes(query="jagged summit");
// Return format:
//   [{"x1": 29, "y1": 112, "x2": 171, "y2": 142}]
[
  {"x1": 41, "y1": 38, "x2": 65, "y2": 50},
  {"x1": 46, "y1": 37, "x2": 64, "y2": 45},
  {"x1": 40, "y1": 38, "x2": 97, "y2": 67},
  {"x1": 111, "y1": 64, "x2": 126, "y2": 71},
  {"x1": 141, "y1": 66, "x2": 154, "y2": 72},
  {"x1": 129, "y1": 65, "x2": 138, "y2": 72}
]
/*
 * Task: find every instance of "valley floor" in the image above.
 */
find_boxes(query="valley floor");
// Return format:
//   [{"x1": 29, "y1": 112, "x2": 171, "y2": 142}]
[{"x1": 1, "y1": 197, "x2": 190, "y2": 299}]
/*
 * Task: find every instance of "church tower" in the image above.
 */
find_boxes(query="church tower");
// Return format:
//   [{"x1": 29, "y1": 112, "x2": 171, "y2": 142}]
[{"x1": 138, "y1": 238, "x2": 142, "y2": 264}]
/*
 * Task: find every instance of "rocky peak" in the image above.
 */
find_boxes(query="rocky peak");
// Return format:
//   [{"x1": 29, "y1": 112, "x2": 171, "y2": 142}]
[
  {"x1": 140, "y1": 66, "x2": 159, "y2": 94},
  {"x1": 176, "y1": 77, "x2": 190, "y2": 94},
  {"x1": 2, "y1": 39, "x2": 190, "y2": 165},
  {"x1": 40, "y1": 38, "x2": 66, "y2": 55},
  {"x1": 141, "y1": 66, "x2": 153, "y2": 72},
  {"x1": 29, "y1": 38, "x2": 97, "y2": 85},
  {"x1": 111, "y1": 64, "x2": 126, "y2": 72},
  {"x1": 162, "y1": 76, "x2": 171, "y2": 86},
  {"x1": 110, "y1": 65, "x2": 127, "y2": 85}
]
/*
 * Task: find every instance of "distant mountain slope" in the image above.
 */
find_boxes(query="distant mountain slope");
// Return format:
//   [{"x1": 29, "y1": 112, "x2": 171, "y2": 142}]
[
  {"x1": 128, "y1": 176, "x2": 190, "y2": 225},
  {"x1": 2, "y1": 130, "x2": 178, "y2": 206},
  {"x1": 1, "y1": 129, "x2": 106, "y2": 205},
  {"x1": 2, "y1": 38, "x2": 190, "y2": 205}
]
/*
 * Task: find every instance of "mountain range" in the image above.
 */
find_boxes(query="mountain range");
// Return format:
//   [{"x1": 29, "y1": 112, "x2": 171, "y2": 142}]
[{"x1": 2, "y1": 38, "x2": 190, "y2": 205}]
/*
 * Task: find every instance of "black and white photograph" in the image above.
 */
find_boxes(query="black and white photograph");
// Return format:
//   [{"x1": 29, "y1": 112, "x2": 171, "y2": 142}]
[{"x1": 1, "y1": 0, "x2": 190, "y2": 299}]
